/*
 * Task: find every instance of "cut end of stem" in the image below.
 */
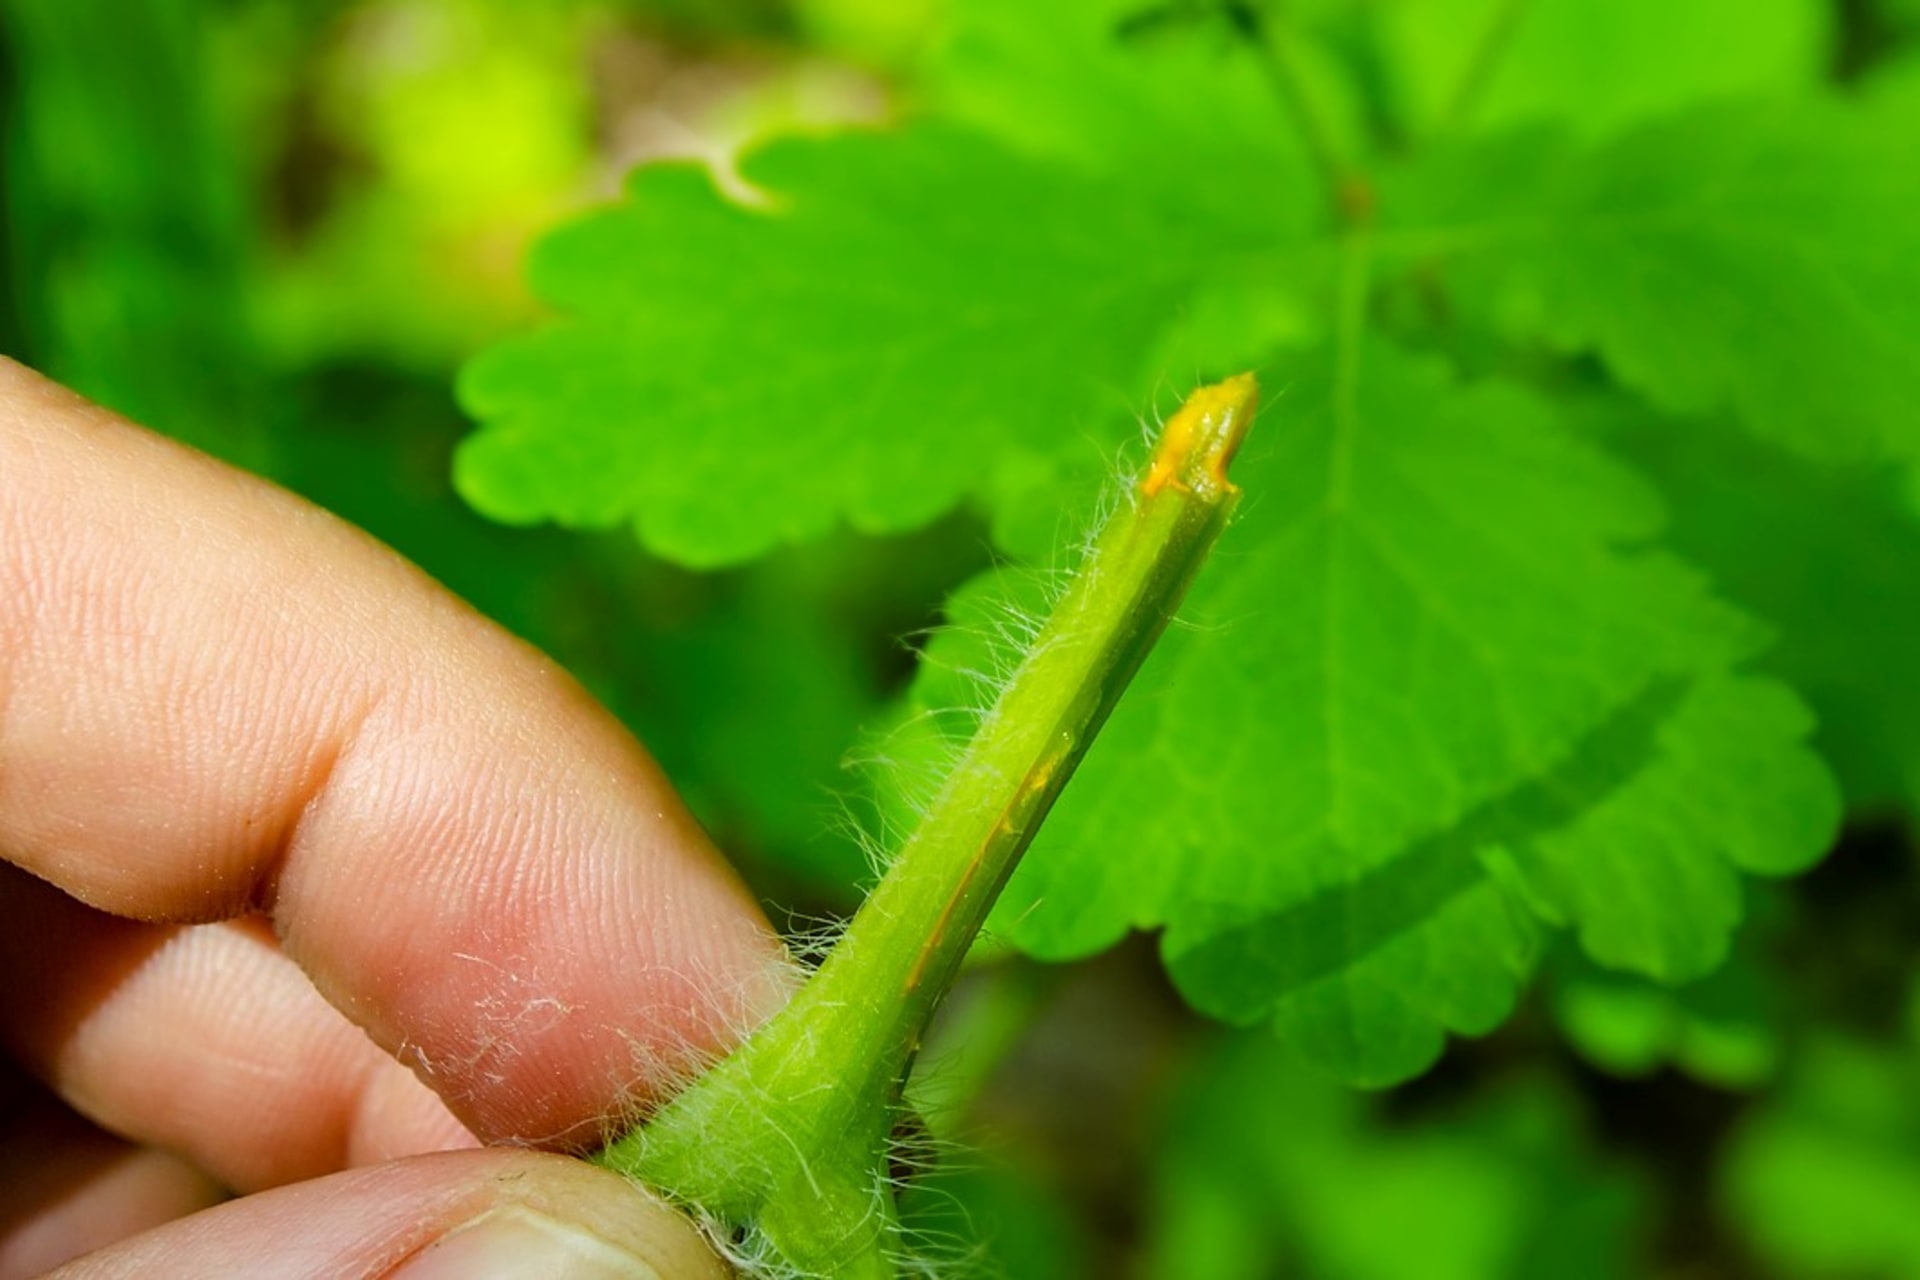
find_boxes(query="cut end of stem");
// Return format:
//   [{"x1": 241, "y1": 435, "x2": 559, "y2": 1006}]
[
  {"x1": 603, "y1": 371, "x2": 1262, "y2": 1278},
  {"x1": 1142, "y1": 371, "x2": 1259, "y2": 499}
]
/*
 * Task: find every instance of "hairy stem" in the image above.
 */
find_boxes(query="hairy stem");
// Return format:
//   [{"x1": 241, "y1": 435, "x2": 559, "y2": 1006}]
[{"x1": 594, "y1": 375, "x2": 1259, "y2": 1277}]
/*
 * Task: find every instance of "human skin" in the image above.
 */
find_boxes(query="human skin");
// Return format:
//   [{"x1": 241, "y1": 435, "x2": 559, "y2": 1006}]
[{"x1": 0, "y1": 358, "x2": 793, "y2": 1277}]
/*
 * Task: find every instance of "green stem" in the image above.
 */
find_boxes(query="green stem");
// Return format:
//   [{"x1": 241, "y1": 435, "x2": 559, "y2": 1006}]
[
  {"x1": 594, "y1": 375, "x2": 1259, "y2": 1277},
  {"x1": 1222, "y1": 3, "x2": 1370, "y2": 225}
]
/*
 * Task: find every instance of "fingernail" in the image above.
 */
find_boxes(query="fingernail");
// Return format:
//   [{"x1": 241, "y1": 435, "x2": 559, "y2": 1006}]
[{"x1": 392, "y1": 1206, "x2": 663, "y2": 1280}]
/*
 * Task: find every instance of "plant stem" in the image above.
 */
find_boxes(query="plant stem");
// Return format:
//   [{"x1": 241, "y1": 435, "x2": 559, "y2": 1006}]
[
  {"x1": 1223, "y1": 3, "x2": 1370, "y2": 225},
  {"x1": 594, "y1": 374, "x2": 1259, "y2": 1277}
]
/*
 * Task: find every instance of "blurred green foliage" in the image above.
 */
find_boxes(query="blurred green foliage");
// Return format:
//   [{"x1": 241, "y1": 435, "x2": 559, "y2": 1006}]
[
  {"x1": 1148, "y1": 1034, "x2": 1647, "y2": 1280},
  {"x1": 6, "y1": 1, "x2": 1920, "y2": 1276},
  {"x1": 2, "y1": 0, "x2": 273, "y2": 467},
  {"x1": 1724, "y1": 1013, "x2": 1920, "y2": 1278}
]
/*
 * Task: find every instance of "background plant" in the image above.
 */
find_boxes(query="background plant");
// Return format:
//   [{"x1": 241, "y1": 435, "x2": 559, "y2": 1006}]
[{"x1": 5, "y1": 1, "x2": 1920, "y2": 1275}]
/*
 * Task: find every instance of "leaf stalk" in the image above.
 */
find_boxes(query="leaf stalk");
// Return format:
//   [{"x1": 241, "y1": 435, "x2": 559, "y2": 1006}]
[
  {"x1": 593, "y1": 375, "x2": 1259, "y2": 1277},
  {"x1": 1223, "y1": 3, "x2": 1372, "y2": 225}
]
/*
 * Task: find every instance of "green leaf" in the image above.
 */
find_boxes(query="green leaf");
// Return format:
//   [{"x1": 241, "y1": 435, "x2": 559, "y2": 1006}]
[
  {"x1": 926, "y1": 0, "x2": 1341, "y2": 225},
  {"x1": 1382, "y1": 102, "x2": 1920, "y2": 471},
  {"x1": 1548, "y1": 934, "x2": 1781, "y2": 1089},
  {"x1": 462, "y1": 3, "x2": 1851, "y2": 1091},
  {"x1": 937, "y1": 337, "x2": 1839, "y2": 1084},
  {"x1": 1861, "y1": 49, "x2": 1920, "y2": 137},
  {"x1": 456, "y1": 125, "x2": 1282, "y2": 567},
  {"x1": 1611, "y1": 410, "x2": 1920, "y2": 819},
  {"x1": 1352, "y1": 0, "x2": 1830, "y2": 140}
]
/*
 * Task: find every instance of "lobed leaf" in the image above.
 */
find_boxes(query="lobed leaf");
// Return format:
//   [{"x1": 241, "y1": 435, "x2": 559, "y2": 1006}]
[
  {"x1": 1547, "y1": 934, "x2": 1782, "y2": 1089},
  {"x1": 456, "y1": 126, "x2": 1286, "y2": 567},
  {"x1": 955, "y1": 338, "x2": 1839, "y2": 1084},
  {"x1": 458, "y1": 4, "x2": 1860, "y2": 1088},
  {"x1": 926, "y1": 0, "x2": 1339, "y2": 226},
  {"x1": 1382, "y1": 102, "x2": 1920, "y2": 472},
  {"x1": 1613, "y1": 410, "x2": 1920, "y2": 819},
  {"x1": 1341, "y1": 0, "x2": 1830, "y2": 140}
]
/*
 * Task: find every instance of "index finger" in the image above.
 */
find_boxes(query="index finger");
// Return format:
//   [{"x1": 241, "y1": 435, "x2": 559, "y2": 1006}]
[{"x1": 0, "y1": 359, "x2": 791, "y2": 1145}]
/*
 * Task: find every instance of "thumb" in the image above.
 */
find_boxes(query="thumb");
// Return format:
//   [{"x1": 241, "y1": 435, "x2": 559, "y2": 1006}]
[{"x1": 51, "y1": 1150, "x2": 725, "y2": 1280}]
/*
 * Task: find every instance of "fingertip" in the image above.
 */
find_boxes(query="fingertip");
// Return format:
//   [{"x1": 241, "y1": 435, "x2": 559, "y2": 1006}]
[
  {"x1": 389, "y1": 1203, "x2": 719, "y2": 1280},
  {"x1": 384, "y1": 1161, "x2": 727, "y2": 1280},
  {"x1": 1, "y1": 371, "x2": 795, "y2": 1147},
  {"x1": 48, "y1": 1151, "x2": 726, "y2": 1280}
]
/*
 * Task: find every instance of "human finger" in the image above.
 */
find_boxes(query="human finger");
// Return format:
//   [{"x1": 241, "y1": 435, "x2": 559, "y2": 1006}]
[
  {"x1": 0, "y1": 868, "x2": 475, "y2": 1193},
  {"x1": 0, "y1": 358, "x2": 792, "y2": 1147},
  {"x1": 0, "y1": 1082, "x2": 226, "y2": 1278},
  {"x1": 47, "y1": 1149, "x2": 726, "y2": 1280}
]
